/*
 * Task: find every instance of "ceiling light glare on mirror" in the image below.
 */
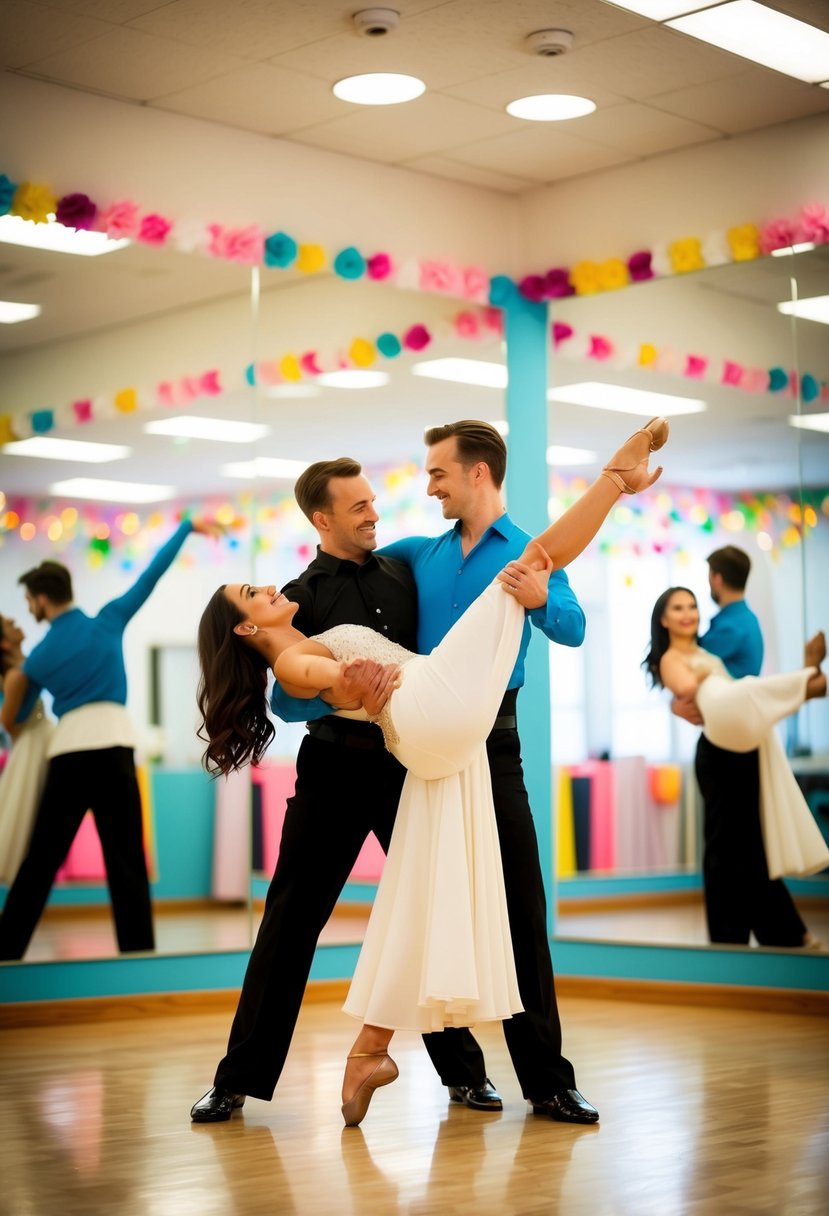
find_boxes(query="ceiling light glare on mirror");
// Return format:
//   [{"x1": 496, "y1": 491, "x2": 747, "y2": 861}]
[
  {"x1": 667, "y1": 1, "x2": 829, "y2": 84},
  {"x1": 0, "y1": 214, "x2": 130, "y2": 257},
  {"x1": 332, "y1": 73, "x2": 426, "y2": 105},
  {"x1": 220, "y1": 457, "x2": 310, "y2": 480},
  {"x1": 770, "y1": 242, "x2": 816, "y2": 257},
  {"x1": 263, "y1": 384, "x2": 321, "y2": 399},
  {"x1": 3, "y1": 436, "x2": 131, "y2": 462},
  {"x1": 546, "y1": 444, "x2": 599, "y2": 466},
  {"x1": 143, "y1": 416, "x2": 270, "y2": 443},
  {"x1": 506, "y1": 94, "x2": 596, "y2": 121},
  {"x1": 777, "y1": 295, "x2": 829, "y2": 325},
  {"x1": 412, "y1": 358, "x2": 507, "y2": 388},
  {"x1": 547, "y1": 381, "x2": 707, "y2": 415},
  {"x1": 0, "y1": 300, "x2": 41, "y2": 324},
  {"x1": 315, "y1": 370, "x2": 389, "y2": 388},
  {"x1": 789, "y1": 412, "x2": 829, "y2": 434},
  {"x1": 49, "y1": 477, "x2": 175, "y2": 502},
  {"x1": 600, "y1": 1, "x2": 720, "y2": 17}
]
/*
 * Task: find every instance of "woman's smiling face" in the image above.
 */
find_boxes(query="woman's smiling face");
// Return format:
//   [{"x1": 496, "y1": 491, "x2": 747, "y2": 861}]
[{"x1": 223, "y1": 584, "x2": 299, "y2": 630}]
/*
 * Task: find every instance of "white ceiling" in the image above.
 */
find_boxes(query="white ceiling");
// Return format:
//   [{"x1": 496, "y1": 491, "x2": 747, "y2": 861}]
[{"x1": 1, "y1": 0, "x2": 828, "y2": 501}]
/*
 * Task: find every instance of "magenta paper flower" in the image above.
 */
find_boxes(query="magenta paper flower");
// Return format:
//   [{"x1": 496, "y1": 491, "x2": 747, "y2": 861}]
[
  {"x1": 800, "y1": 203, "x2": 829, "y2": 244},
  {"x1": 207, "y1": 224, "x2": 264, "y2": 264},
  {"x1": 138, "y1": 213, "x2": 173, "y2": 246},
  {"x1": 367, "y1": 252, "x2": 393, "y2": 280},
  {"x1": 587, "y1": 334, "x2": 613, "y2": 361},
  {"x1": 97, "y1": 200, "x2": 140, "y2": 239},
  {"x1": 759, "y1": 217, "x2": 801, "y2": 255},
  {"x1": 721, "y1": 361, "x2": 744, "y2": 387},
  {"x1": 420, "y1": 260, "x2": 462, "y2": 294},
  {"x1": 72, "y1": 399, "x2": 93, "y2": 423},
  {"x1": 543, "y1": 268, "x2": 574, "y2": 299},
  {"x1": 403, "y1": 324, "x2": 431, "y2": 351},
  {"x1": 551, "y1": 322, "x2": 574, "y2": 348},
  {"x1": 56, "y1": 192, "x2": 97, "y2": 230},
  {"x1": 684, "y1": 355, "x2": 707, "y2": 378},
  {"x1": 627, "y1": 250, "x2": 654, "y2": 282},
  {"x1": 200, "y1": 370, "x2": 222, "y2": 395},
  {"x1": 518, "y1": 275, "x2": 547, "y2": 302}
]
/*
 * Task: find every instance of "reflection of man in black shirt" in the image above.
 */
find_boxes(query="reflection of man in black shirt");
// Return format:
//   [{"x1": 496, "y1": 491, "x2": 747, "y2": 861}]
[{"x1": 192, "y1": 460, "x2": 491, "y2": 1122}]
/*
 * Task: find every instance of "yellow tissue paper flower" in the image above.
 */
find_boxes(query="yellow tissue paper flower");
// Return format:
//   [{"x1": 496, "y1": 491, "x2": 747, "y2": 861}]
[
  {"x1": 0, "y1": 415, "x2": 18, "y2": 444},
  {"x1": 279, "y1": 354, "x2": 302, "y2": 381},
  {"x1": 597, "y1": 258, "x2": 630, "y2": 291},
  {"x1": 11, "y1": 181, "x2": 57, "y2": 224},
  {"x1": 114, "y1": 388, "x2": 138, "y2": 413},
  {"x1": 668, "y1": 238, "x2": 704, "y2": 274},
  {"x1": 638, "y1": 343, "x2": 658, "y2": 366},
  {"x1": 349, "y1": 338, "x2": 375, "y2": 367},
  {"x1": 297, "y1": 243, "x2": 326, "y2": 273},
  {"x1": 570, "y1": 261, "x2": 600, "y2": 295},
  {"x1": 727, "y1": 223, "x2": 760, "y2": 262}
]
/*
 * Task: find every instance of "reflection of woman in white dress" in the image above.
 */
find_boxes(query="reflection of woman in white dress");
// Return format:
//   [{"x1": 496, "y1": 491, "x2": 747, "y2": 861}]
[
  {"x1": 644, "y1": 587, "x2": 829, "y2": 912},
  {"x1": 197, "y1": 418, "x2": 668, "y2": 1125},
  {"x1": 0, "y1": 615, "x2": 55, "y2": 884}
]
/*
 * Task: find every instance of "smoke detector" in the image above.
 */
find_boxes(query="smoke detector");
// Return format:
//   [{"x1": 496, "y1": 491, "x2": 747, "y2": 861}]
[
  {"x1": 353, "y1": 8, "x2": 400, "y2": 36},
  {"x1": 525, "y1": 29, "x2": 574, "y2": 57}
]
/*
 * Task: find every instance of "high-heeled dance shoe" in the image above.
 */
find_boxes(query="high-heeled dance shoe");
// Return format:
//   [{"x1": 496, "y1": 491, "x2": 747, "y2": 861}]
[
  {"x1": 602, "y1": 416, "x2": 669, "y2": 494},
  {"x1": 341, "y1": 1051, "x2": 399, "y2": 1127}
]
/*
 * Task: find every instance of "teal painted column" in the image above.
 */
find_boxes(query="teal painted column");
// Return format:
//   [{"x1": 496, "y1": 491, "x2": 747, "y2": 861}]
[{"x1": 491, "y1": 276, "x2": 554, "y2": 932}]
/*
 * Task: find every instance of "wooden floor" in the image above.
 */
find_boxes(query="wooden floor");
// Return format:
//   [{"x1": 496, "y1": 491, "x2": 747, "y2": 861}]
[{"x1": 1, "y1": 996, "x2": 827, "y2": 1215}]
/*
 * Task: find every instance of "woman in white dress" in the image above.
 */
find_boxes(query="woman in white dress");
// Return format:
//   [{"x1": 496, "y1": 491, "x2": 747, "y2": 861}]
[
  {"x1": 644, "y1": 587, "x2": 829, "y2": 909},
  {"x1": 0, "y1": 615, "x2": 54, "y2": 883},
  {"x1": 197, "y1": 418, "x2": 669, "y2": 1125}
]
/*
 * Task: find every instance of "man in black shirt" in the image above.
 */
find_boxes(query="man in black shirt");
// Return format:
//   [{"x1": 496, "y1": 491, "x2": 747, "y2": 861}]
[{"x1": 191, "y1": 459, "x2": 494, "y2": 1121}]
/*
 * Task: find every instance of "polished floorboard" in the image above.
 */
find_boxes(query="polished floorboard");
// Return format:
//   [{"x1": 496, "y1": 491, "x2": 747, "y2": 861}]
[{"x1": 1, "y1": 995, "x2": 827, "y2": 1215}]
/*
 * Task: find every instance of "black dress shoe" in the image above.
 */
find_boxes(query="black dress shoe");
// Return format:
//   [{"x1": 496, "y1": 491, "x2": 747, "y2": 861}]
[
  {"x1": 529, "y1": 1088, "x2": 599, "y2": 1124},
  {"x1": 448, "y1": 1078, "x2": 503, "y2": 1111},
  {"x1": 190, "y1": 1086, "x2": 246, "y2": 1123}
]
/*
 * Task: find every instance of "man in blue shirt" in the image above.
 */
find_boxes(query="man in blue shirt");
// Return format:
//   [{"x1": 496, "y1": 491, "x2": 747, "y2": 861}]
[
  {"x1": 675, "y1": 545, "x2": 808, "y2": 946},
  {"x1": 0, "y1": 518, "x2": 215, "y2": 959}
]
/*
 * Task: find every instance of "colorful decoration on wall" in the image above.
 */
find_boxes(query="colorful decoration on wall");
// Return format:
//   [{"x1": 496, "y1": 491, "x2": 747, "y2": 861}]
[
  {"x1": 2, "y1": 169, "x2": 826, "y2": 304},
  {"x1": 0, "y1": 474, "x2": 825, "y2": 569}
]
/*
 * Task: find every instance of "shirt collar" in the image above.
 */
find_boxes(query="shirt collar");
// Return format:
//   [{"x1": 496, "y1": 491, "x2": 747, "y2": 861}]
[
  {"x1": 451, "y1": 511, "x2": 515, "y2": 543},
  {"x1": 311, "y1": 545, "x2": 379, "y2": 577}
]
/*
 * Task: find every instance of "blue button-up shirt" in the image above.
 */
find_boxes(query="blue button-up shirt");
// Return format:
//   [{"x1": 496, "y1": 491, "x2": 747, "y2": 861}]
[{"x1": 700, "y1": 599, "x2": 763, "y2": 678}]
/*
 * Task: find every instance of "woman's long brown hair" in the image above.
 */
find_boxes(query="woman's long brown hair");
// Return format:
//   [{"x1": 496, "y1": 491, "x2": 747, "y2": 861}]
[{"x1": 197, "y1": 587, "x2": 275, "y2": 777}]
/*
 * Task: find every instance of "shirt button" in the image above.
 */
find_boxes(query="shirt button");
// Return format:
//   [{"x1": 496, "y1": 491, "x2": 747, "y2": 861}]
[
  {"x1": 376, "y1": 608, "x2": 382, "y2": 614},
  {"x1": 383, "y1": 625, "x2": 388, "y2": 631},
  {"x1": 453, "y1": 603, "x2": 458, "y2": 609}
]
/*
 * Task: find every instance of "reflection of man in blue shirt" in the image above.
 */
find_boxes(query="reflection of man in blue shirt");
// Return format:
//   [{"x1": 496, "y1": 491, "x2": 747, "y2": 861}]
[
  {"x1": 275, "y1": 421, "x2": 598, "y2": 1124},
  {"x1": 689, "y1": 546, "x2": 808, "y2": 947}
]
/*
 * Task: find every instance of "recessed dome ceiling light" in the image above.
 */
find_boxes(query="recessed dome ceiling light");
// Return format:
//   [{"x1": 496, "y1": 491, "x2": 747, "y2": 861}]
[
  {"x1": 333, "y1": 73, "x2": 426, "y2": 105},
  {"x1": 316, "y1": 370, "x2": 389, "y2": 388},
  {"x1": 506, "y1": 94, "x2": 596, "y2": 121}
]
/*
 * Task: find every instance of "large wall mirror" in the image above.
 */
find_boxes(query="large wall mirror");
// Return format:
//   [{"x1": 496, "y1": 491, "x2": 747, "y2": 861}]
[{"x1": 545, "y1": 245, "x2": 829, "y2": 951}]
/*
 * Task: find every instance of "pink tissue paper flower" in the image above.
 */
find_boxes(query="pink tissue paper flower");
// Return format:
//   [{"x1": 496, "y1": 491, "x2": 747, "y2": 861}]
[
  {"x1": 207, "y1": 224, "x2": 265, "y2": 264},
  {"x1": 800, "y1": 203, "x2": 829, "y2": 244},
  {"x1": 403, "y1": 324, "x2": 431, "y2": 351},
  {"x1": 97, "y1": 201, "x2": 139, "y2": 239},
  {"x1": 587, "y1": 334, "x2": 613, "y2": 361},
  {"x1": 462, "y1": 266, "x2": 489, "y2": 302},
  {"x1": 419, "y1": 260, "x2": 463, "y2": 295},
  {"x1": 759, "y1": 217, "x2": 801, "y2": 255},
  {"x1": 552, "y1": 322, "x2": 574, "y2": 348},
  {"x1": 684, "y1": 355, "x2": 707, "y2": 379},
  {"x1": 367, "y1": 252, "x2": 393, "y2": 280},
  {"x1": 454, "y1": 312, "x2": 481, "y2": 339},
  {"x1": 138, "y1": 213, "x2": 173, "y2": 246}
]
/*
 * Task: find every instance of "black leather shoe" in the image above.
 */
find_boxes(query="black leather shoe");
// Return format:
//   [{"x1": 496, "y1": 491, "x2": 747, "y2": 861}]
[
  {"x1": 529, "y1": 1089, "x2": 599, "y2": 1124},
  {"x1": 190, "y1": 1086, "x2": 246, "y2": 1123},
  {"x1": 448, "y1": 1078, "x2": 503, "y2": 1111}
]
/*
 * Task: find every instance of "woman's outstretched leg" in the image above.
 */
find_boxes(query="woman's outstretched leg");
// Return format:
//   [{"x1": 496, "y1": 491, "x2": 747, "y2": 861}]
[
  {"x1": 518, "y1": 417, "x2": 669, "y2": 571},
  {"x1": 341, "y1": 1024, "x2": 398, "y2": 1126}
]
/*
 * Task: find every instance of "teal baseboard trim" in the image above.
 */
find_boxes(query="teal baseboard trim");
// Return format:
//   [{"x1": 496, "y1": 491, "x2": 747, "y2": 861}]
[
  {"x1": 550, "y1": 937, "x2": 829, "y2": 990},
  {"x1": 557, "y1": 872, "x2": 702, "y2": 900},
  {"x1": 250, "y1": 878, "x2": 377, "y2": 905}
]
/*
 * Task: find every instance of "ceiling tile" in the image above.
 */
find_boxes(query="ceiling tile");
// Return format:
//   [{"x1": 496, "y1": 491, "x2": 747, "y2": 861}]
[
  {"x1": 19, "y1": 26, "x2": 249, "y2": 102},
  {"x1": 402, "y1": 155, "x2": 535, "y2": 194},
  {"x1": 575, "y1": 101, "x2": 721, "y2": 156},
  {"x1": 31, "y1": 0, "x2": 173, "y2": 17},
  {"x1": 155, "y1": 62, "x2": 344, "y2": 136},
  {"x1": 653, "y1": 71, "x2": 829, "y2": 135},
  {"x1": 289, "y1": 93, "x2": 517, "y2": 165},
  {"x1": 450, "y1": 125, "x2": 633, "y2": 184},
  {"x1": 3, "y1": 0, "x2": 112, "y2": 69}
]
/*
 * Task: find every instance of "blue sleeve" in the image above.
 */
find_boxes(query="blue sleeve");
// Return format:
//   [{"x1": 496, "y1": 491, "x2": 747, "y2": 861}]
[
  {"x1": 99, "y1": 521, "x2": 193, "y2": 627},
  {"x1": 699, "y1": 617, "x2": 742, "y2": 670},
  {"x1": 269, "y1": 681, "x2": 332, "y2": 724},
  {"x1": 528, "y1": 568, "x2": 586, "y2": 648},
  {"x1": 374, "y1": 536, "x2": 425, "y2": 565}
]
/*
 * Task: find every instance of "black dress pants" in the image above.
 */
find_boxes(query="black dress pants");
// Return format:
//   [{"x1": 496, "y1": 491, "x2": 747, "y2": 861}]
[
  {"x1": 422, "y1": 720, "x2": 576, "y2": 1100},
  {"x1": 695, "y1": 735, "x2": 806, "y2": 946},
  {"x1": 0, "y1": 746, "x2": 154, "y2": 959}
]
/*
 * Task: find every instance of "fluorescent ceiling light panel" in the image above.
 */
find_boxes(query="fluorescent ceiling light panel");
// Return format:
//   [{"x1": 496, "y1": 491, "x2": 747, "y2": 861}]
[
  {"x1": 777, "y1": 295, "x2": 829, "y2": 325},
  {"x1": 546, "y1": 445, "x2": 599, "y2": 466},
  {"x1": 3, "y1": 436, "x2": 131, "y2": 462},
  {"x1": 263, "y1": 384, "x2": 321, "y2": 399},
  {"x1": 0, "y1": 300, "x2": 41, "y2": 324},
  {"x1": 143, "y1": 415, "x2": 269, "y2": 443},
  {"x1": 602, "y1": 2, "x2": 720, "y2": 17},
  {"x1": 506, "y1": 94, "x2": 596, "y2": 121},
  {"x1": 0, "y1": 214, "x2": 130, "y2": 257},
  {"x1": 316, "y1": 370, "x2": 389, "y2": 389},
  {"x1": 49, "y1": 478, "x2": 175, "y2": 502},
  {"x1": 412, "y1": 358, "x2": 507, "y2": 388},
  {"x1": 220, "y1": 457, "x2": 309, "y2": 480},
  {"x1": 333, "y1": 73, "x2": 425, "y2": 105},
  {"x1": 789, "y1": 412, "x2": 829, "y2": 434},
  {"x1": 770, "y1": 242, "x2": 816, "y2": 257},
  {"x1": 548, "y1": 381, "x2": 706, "y2": 416},
  {"x1": 667, "y1": 1, "x2": 829, "y2": 84}
]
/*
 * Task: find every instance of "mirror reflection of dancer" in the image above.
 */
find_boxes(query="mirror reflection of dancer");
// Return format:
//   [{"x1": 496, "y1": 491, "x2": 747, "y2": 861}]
[
  {"x1": 196, "y1": 418, "x2": 668, "y2": 1126},
  {"x1": 0, "y1": 615, "x2": 55, "y2": 883},
  {"x1": 0, "y1": 518, "x2": 217, "y2": 960},
  {"x1": 645, "y1": 586, "x2": 829, "y2": 948}
]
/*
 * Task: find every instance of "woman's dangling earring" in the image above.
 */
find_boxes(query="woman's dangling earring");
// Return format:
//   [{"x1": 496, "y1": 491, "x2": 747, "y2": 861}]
[{"x1": 248, "y1": 624, "x2": 258, "y2": 635}]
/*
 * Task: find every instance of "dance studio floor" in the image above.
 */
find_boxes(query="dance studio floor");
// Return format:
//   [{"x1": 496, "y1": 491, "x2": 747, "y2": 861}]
[{"x1": 1, "y1": 994, "x2": 827, "y2": 1214}]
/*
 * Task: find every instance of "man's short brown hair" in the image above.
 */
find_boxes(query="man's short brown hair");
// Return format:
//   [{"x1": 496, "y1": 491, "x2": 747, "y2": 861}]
[
  {"x1": 294, "y1": 457, "x2": 362, "y2": 522},
  {"x1": 707, "y1": 545, "x2": 751, "y2": 591},
  {"x1": 18, "y1": 560, "x2": 73, "y2": 605},
  {"x1": 424, "y1": 420, "x2": 507, "y2": 489}
]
